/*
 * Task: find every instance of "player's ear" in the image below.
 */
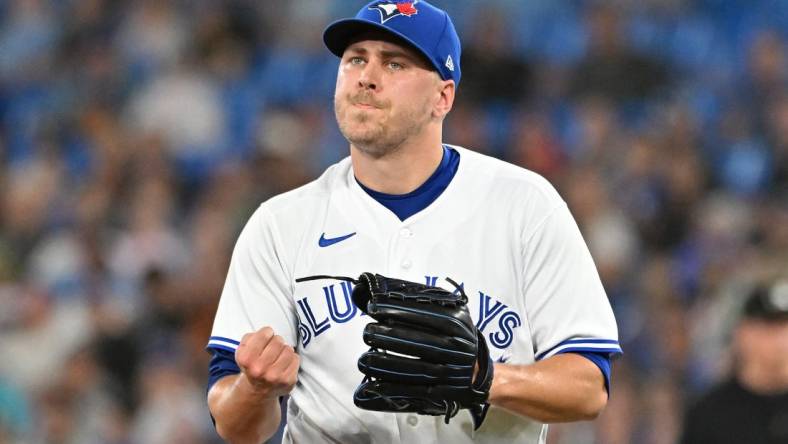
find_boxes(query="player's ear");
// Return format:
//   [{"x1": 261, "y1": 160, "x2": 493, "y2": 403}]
[{"x1": 433, "y1": 78, "x2": 455, "y2": 120}]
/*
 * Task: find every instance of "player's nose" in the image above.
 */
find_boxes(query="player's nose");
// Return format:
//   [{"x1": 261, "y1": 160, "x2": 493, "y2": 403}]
[{"x1": 357, "y1": 63, "x2": 380, "y2": 91}]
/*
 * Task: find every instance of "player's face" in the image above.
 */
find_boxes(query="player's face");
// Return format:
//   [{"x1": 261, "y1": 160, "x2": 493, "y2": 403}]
[{"x1": 334, "y1": 35, "x2": 443, "y2": 157}]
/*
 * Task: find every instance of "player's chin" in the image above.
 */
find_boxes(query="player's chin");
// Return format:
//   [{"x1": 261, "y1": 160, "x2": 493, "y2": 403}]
[
  {"x1": 346, "y1": 130, "x2": 381, "y2": 149},
  {"x1": 340, "y1": 120, "x2": 382, "y2": 140},
  {"x1": 346, "y1": 127, "x2": 393, "y2": 154}
]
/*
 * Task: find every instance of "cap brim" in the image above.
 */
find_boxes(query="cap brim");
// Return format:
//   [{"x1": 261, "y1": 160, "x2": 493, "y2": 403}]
[{"x1": 323, "y1": 18, "x2": 441, "y2": 77}]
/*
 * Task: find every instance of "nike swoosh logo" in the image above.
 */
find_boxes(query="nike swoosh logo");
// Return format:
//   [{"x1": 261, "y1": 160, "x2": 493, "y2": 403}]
[{"x1": 318, "y1": 232, "x2": 357, "y2": 247}]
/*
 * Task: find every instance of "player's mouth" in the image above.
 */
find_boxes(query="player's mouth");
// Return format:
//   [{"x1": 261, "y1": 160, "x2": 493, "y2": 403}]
[
  {"x1": 350, "y1": 94, "x2": 384, "y2": 110},
  {"x1": 352, "y1": 100, "x2": 383, "y2": 110}
]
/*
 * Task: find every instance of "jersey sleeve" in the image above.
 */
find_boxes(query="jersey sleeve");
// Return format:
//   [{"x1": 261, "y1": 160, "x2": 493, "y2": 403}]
[
  {"x1": 522, "y1": 203, "x2": 622, "y2": 361},
  {"x1": 207, "y1": 204, "x2": 299, "y2": 352}
]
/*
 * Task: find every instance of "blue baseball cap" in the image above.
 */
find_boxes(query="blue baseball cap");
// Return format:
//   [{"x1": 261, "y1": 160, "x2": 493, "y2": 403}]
[{"x1": 323, "y1": 1, "x2": 462, "y2": 85}]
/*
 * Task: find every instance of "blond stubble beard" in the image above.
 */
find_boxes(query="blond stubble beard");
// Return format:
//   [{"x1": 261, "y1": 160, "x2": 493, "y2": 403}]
[{"x1": 334, "y1": 93, "x2": 434, "y2": 158}]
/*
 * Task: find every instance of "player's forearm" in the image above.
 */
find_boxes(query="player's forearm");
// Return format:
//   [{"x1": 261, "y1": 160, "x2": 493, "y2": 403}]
[
  {"x1": 208, "y1": 374, "x2": 282, "y2": 444},
  {"x1": 488, "y1": 353, "x2": 608, "y2": 423}
]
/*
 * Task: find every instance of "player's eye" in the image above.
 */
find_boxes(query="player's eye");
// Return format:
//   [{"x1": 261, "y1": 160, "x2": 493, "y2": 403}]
[
  {"x1": 387, "y1": 61, "x2": 404, "y2": 70},
  {"x1": 349, "y1": 56, "x2": 365, "y2": 65}
]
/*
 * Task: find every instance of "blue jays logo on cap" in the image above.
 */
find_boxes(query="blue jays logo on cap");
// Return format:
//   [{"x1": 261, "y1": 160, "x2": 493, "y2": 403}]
[{"x1": 369, "y1": 1, "x2": 419, "y2": 24}]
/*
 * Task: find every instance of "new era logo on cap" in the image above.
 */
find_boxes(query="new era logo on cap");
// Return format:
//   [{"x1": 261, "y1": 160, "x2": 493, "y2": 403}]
[
  {"x1": 369, "y1": 1, "x2": 419, "y2": 23},
  {"x1": 445, "y1": 54, "x2": 454, "y2": 72}
]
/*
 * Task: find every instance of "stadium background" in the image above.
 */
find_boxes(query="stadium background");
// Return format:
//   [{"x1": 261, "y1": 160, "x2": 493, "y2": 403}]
[{"x1": 0, "y1": 0, "x2": 786, "y2": 443}]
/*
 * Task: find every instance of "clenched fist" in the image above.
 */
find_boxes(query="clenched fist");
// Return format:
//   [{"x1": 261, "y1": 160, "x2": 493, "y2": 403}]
[{"x1": 235, "y1": 326, "x2": 300, "y2": 399}]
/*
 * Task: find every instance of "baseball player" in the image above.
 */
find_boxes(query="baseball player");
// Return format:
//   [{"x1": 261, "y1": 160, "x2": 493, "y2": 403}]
[{"x1": 206, "y1": 2, "x2": 622, "y2": 443}]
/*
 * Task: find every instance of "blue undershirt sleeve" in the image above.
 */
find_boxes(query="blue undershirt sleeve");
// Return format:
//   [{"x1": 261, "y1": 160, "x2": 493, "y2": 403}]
[
  {"x1": 206, "y1": 347, "x2": 242, "y2": 427},
  {"x1": 563, "y1": 351, "x2": 613, "y2": 395},
  {"x1": 207, "y1": 347, "x2": 241, "y2": 394}
]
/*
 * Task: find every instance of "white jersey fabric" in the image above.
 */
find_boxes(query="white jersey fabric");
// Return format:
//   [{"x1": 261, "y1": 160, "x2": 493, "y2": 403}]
[{"x1": 209, "y1": 146, "x2": 621, "y2": 444}]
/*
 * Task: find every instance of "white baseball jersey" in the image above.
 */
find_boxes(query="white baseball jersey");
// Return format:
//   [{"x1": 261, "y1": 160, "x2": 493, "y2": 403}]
[{"x1": 208, "y1": 146, "x2": 621, "y2": 444}]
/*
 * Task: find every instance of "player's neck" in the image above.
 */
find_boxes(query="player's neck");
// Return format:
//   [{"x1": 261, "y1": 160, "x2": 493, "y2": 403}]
[{"x1": 351, "y1": 132, "x2": 444, "y2": 195}]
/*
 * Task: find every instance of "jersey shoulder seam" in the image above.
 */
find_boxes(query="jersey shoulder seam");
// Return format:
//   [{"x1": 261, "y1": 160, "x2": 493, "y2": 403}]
[
  {"x1": 257, "y1": 203, "x2": 294, "y2": 285},
  {"x1": 452, "y1": 145, "x2": 563, "y2": 201},
  {"x1": 263, "y1": 157, "x2": 350, "y2": 214},
  {"x1": 521, "y1": 202, "x2": 568, "y2": 246}
]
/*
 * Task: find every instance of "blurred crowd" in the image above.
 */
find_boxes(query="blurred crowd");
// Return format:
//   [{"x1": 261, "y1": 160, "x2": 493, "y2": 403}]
[{"x1": 0, "y1": 0, "x2": 786, "y2": 443}]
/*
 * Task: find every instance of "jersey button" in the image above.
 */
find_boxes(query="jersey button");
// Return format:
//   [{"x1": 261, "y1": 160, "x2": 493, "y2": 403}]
[
  {"x1": 401, "y1": 260, "x2": 412, "y2": 269},
  {"x1": 400, "y1": 228, "x2": 412, "y2": 237},
  {"x1": 407, "y1": 415, "x2": 418, "y2": 426}
]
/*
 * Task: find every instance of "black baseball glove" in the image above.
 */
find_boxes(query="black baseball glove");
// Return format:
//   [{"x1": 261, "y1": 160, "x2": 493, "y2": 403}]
[{"x1": 296, "y1": 272, "x2": 494, "y2": 428}]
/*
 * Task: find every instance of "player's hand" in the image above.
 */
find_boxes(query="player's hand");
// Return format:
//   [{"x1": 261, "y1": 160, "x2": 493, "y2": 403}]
[{"x1": 235, "y1": 326, "x2": 300, "y2": 400}]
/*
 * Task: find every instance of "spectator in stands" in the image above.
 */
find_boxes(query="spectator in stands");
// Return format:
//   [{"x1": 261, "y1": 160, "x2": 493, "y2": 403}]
[{"x1": 681, "y1": 280, "x2": 788, "y2": 444}]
